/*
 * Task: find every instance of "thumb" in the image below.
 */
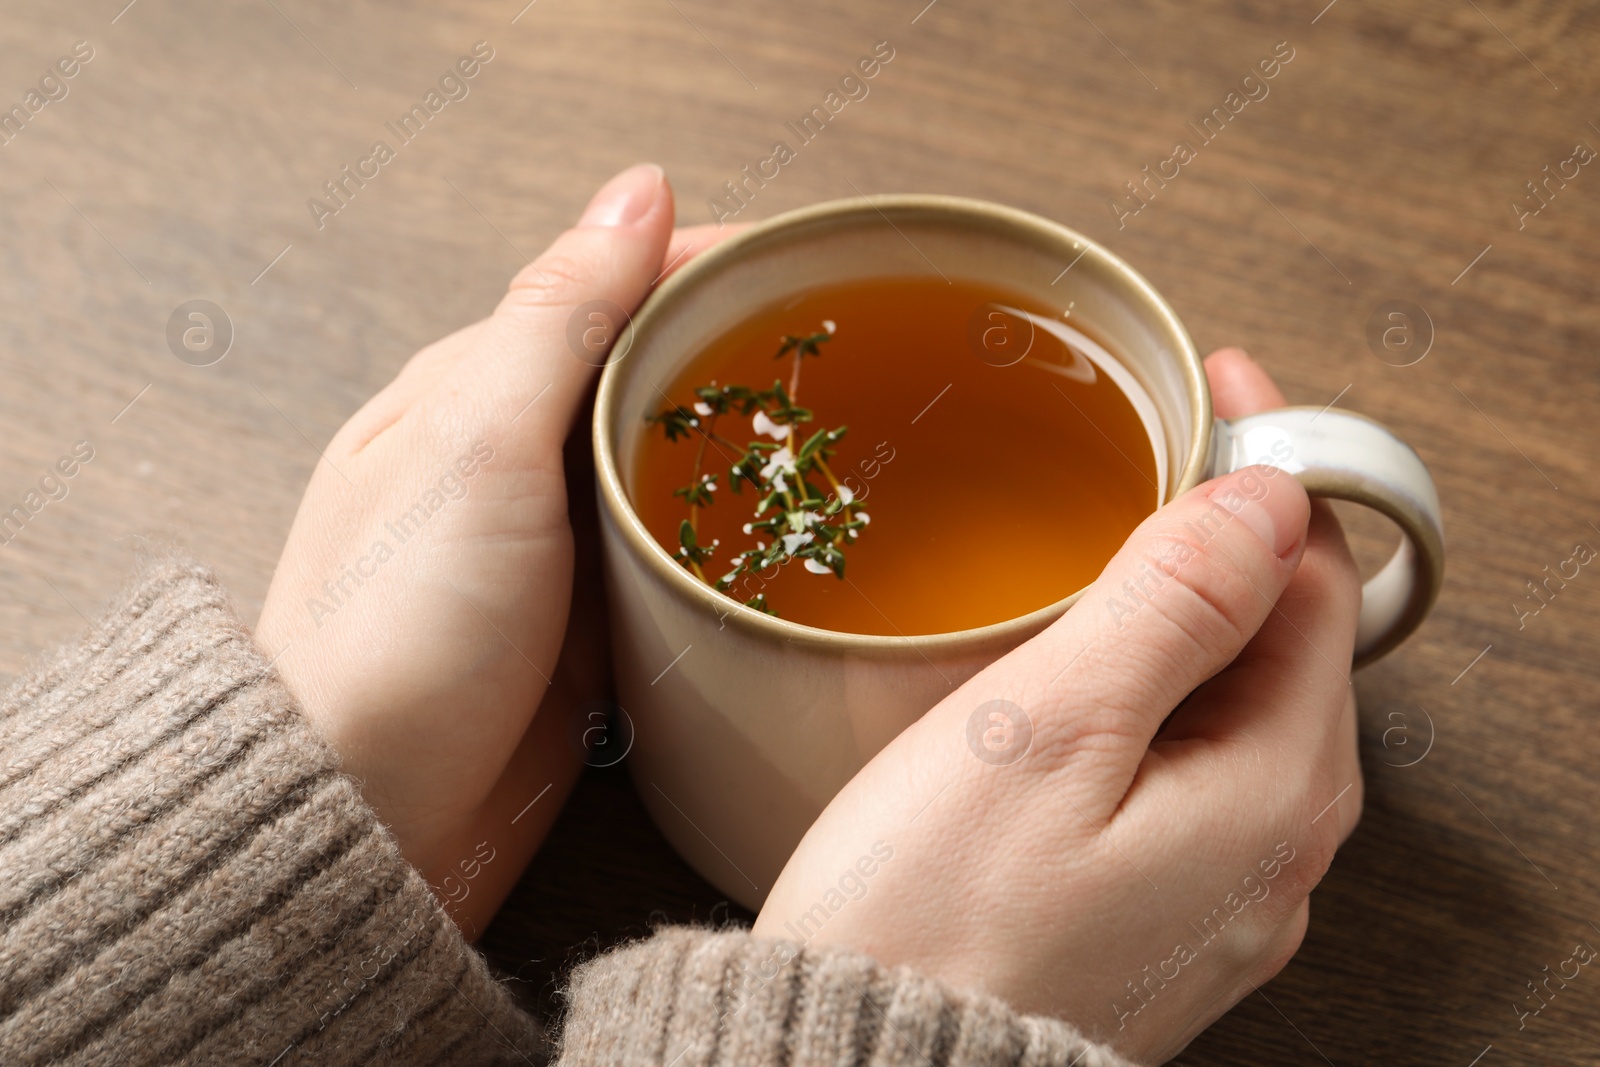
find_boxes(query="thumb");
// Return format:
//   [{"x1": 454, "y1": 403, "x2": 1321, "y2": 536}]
[
  {"x1": 425, "y1": 163, "x2": 674, "y2": 450},
  {"x1": 952, "y1": 465, "x2": 1311, "y2": 780}
]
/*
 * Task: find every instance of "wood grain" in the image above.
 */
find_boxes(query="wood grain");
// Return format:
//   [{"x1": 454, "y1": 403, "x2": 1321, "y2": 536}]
[{"x1": 2, "y1": 0, "x2": 1597, "y2": 1063}]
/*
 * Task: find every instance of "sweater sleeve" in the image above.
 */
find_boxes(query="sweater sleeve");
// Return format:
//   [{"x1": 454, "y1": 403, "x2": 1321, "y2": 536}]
[
  {"x1": 554, "y1": 927, "x2": 1137, "y2": 1067},
  {"x1": 0, "y1": 557, "x2": 1135, "y2": 1067},
  {"x1": 0, "y1": 558, "x2": 543, "y2": 1067}
]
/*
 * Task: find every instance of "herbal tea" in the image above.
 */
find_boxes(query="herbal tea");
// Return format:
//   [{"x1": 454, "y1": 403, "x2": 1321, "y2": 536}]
[{"x1": 632, "y1": 274, "x2": 1161, "y2": 635}]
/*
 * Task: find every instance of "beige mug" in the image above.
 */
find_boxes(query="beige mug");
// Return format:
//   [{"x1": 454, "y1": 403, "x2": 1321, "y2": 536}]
[{"x1": 592, "y1": 195, "x2": 1444, "y2": 910}]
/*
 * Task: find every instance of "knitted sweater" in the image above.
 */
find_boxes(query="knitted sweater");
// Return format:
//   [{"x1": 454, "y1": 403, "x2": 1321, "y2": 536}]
[{"x1": 0, "y1": 559, "x2": 1132, "y2": 1067}]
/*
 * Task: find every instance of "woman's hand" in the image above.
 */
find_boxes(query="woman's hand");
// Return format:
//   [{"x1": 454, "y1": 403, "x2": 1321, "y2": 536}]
[
  {"x1": 752, "y1": 348, "x2": 1363, "y2": 1064},
  {"x1": 257, "y1": 164, "x2": 727, "y2": 936}
]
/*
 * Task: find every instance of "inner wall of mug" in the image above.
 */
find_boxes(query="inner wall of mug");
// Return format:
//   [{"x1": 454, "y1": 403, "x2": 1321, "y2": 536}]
[{"x1": 613, "y1": 202, "x2": 1198, "y2": 519}]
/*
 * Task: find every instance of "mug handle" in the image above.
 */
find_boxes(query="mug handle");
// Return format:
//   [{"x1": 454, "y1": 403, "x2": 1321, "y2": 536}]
[{"x1": 1212, "y1": 406, "x2": 1445, "y2": 668}]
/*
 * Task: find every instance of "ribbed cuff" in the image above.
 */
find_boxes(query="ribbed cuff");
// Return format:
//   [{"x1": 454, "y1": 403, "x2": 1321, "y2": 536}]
[
  {"x1": 0, "y1": 557, "x2": 542, "y2": 1066},
  {"x1": 555, "y1": 927, "x2": 1134, "y2": 1067}
]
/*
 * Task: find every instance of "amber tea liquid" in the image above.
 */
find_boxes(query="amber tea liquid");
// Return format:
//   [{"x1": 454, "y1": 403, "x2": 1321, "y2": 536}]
[{"x1": 631, "y1": 275, "x2": 1160, "y2": 636}]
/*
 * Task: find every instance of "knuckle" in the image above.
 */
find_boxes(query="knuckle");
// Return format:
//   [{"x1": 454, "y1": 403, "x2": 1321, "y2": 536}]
[
  {"x1": 1279, "y1": 810, "x2": 1340, "y2": 905},
  {"x1": 1252, "y1": 900, "x2": 1311, "y2": 987},
  {"x1": 1328, "y1": 761, "x2": 1366, "y2": 841},
  {"x1": 1136, "y1": 531, "x2": 1258, "y2": 661},
  {"x1": 1028, "y1": 702, "x2": 1148, "y2": 768},
  {"x1": 1344, "y1": 775, "x2": 1366, "y2": 836},
  {"x1": 997, "y1": 645, "x2": 1167, "y2": 773},
  {"x1": 1216, "y1": 750, "x2": 1352, "y2": 925},
  {"x1": 499, "y1": 249, "x2": 595, "y2": 313}
]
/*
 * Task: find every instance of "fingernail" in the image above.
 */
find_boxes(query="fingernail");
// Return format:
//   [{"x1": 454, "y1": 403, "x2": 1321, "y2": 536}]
[
  {"x1": 1207, "y1": 467, "x2": 1304, "y2": 558},
  {"x1": 1206, "y1": 346, "x2": 1254, "y2": 367},
  {"x1": 579, "y1": 163, "x2": 665, "y2": 228}
]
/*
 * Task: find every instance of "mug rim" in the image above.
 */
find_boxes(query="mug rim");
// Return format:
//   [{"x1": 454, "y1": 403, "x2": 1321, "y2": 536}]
[{"x1": 593, "y1": 193, "x2": 1214, "y2": 654}]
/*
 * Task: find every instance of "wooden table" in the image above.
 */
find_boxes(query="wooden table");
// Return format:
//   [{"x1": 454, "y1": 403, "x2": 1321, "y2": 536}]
[{"x1": 3, "y1": 0, "x2": 1597, "y2": 1062}]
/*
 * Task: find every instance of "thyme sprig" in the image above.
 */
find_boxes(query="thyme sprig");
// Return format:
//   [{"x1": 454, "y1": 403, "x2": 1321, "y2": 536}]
[{"x1": 645, "y1": 323, "x2": 868, "y2": 616}]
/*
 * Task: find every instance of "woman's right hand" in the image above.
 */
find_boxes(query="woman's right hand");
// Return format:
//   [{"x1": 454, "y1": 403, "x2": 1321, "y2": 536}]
[{"x1": 752, "y1": 349, "x2": 1364, "y2": 1064}]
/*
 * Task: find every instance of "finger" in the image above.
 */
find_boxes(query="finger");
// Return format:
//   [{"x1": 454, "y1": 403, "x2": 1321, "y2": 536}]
[
  {"x1": 1203, "y1": 345, "x2": 1360, "y2": 681},
  {"x1": 1184, "y1": 350, "x2": 1363, "y2": 757},
  {"x1": 1155, "y1": 351, "x2": 1365, "y2": 853},
  {"x1": 658, "y1": 223, "x2": 750, "y2": 285},
  {"x1": 414, "y1": 162, "x2": 675, "y2": 454},
  {"x1": 345, "y1": 213, "x2": 734, "y2": 457},
  {"x1": 1169, "y1": 502, "x2": 1361, "y2": 729},
  {"x1": 1166, "y1": 508, "x2": 1364, "y2": 834},
  {"x1": 1205, "y1": 347, "x2": 1287, "y2": 419},
  {"x1": 1153, "y1": 502, "x2": 1363, "y2": 834},
  {"x1": 1190, "y1": 348, "x2": 1363, "y2": 793},
  {"x1": 944, "y1": 463, "x2": 1312, "y2": 785}
]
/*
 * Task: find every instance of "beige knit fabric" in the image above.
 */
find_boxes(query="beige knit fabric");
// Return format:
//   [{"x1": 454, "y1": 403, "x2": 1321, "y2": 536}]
[
  {"x1": 0, "y1": 558, "x2": 1132, "y2": 1067},
  {"x1": 556, "y1": 928, "x2": 1135, "y2": 1067},
  {"x1": 0, "y1": 559, "x2": 542, "y2": 1066}
]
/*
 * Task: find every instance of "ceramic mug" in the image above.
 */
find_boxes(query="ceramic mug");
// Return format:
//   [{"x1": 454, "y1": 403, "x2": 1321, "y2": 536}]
[{"x1": 592, "y1": 195, "x2": 1443, "y2": 911}]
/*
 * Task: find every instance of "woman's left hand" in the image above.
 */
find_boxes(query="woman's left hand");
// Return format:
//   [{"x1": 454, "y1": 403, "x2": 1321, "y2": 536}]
[{"x1": 258, "y1": 164, "x2": 725, "y2": 936}]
